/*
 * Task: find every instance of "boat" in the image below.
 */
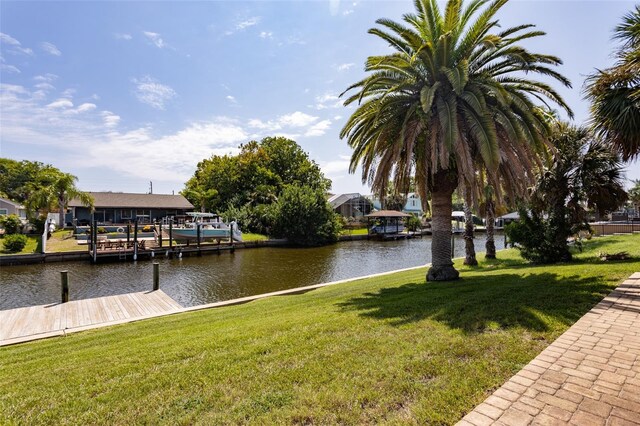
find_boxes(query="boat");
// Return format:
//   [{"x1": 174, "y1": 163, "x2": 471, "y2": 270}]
[{"x1": 161, "y1": 212, "x2": 243, "y2": 242}]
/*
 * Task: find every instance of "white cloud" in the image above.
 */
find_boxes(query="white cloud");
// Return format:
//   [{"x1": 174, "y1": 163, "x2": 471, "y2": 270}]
[
  {"x1": 313, "y1": 93, "x2": 343, "y2": 110},
  {"x1": 336, "y1": 63, "x2": 354, "y2": 71},
  {"x1": 34, "y1": 74, "x2": 58, "y2": 83},
  {"x1": 101, "y1": 111, "x2": 120, "y2": 127},
  {"x1": 259, "y1": 31, "x2": 273, "y2": 39},
  {"x1": 226, "y1": 95, "x2": 237, "y2": 103},
  {"x1": 47, "y1": 98, "x2": 73, "y2": 109},
  {"x1": 0, "y1": 33, "x2": 21, "y2": 46},
  {"x1": 132, "y1": 76, "x2": 176, "y2": 110},
  {"x1": 343, "y1": 10, "x2": 354, "y2": 16},
  {"x1": 329, "y1": 0, "x2": 341, "y2": 16},
  {"x1": 0, "y1": 32, "x2": 33, "y2": 55},
  {"x1": 41, "y1": 42, "x2": 62, "y2": 56},
  {"x1": 35, "y1": 82, "x2": 55, "y2": 91},
  {"x1": 114, "y1": 33, "x2": 132, "y2": 40},
  {"x1": 321, "y1": 157, "x2": 351, "y2": 181},
  {"x1": 1, "y1": 64, "x2": 20, "y2": 73},
  {"x1": 305, "y1": 119, "x2": 331, "y2": 137},
  {"x1": 334, "y1": 115, "x2": 343, "y2": 120},
  {"x1": 143, "y1": 31, "x2": 165, "y2": 48},
  {"x1": 77, "y1": 103, "x2": 97, "y2": 113},
  {"x1": 237, "y1": 17, "x2": 260, "y2": 30},
  {"x1": 279, "y1": 111, "x2": 318, "y2": 127}
]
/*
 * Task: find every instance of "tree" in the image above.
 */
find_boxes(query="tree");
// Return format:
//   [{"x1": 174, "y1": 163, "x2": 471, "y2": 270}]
[
  {"x1": 30, "y1": 171, "x2": 94, "y2": 228},
  {"x1": 628, "y1": 180, "x2": 640, "y2": 212},
  {"x1": 483, "y1": 184, "x2": 497, "y2": 259},
  {"x1": 183, "y1": 137, "x2": 329, "y2": 215},
  {"x1": 341, "y1": 0, "x2": 572, "y2": 280},
  {"x1": 507, "y1": 123, "x2": 627, "y2": 263},
  {"x1": 462, "y1": 185, "x2": 477, "y2": 265},
  {"x1": 585, "y1": 6, "x2": 640, "y2": 161},
  {"x1": 273, "y1": 185, "x2": 342, "y2": 246}
]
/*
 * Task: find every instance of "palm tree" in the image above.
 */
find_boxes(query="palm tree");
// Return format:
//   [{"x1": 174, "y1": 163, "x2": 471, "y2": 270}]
[
  {"x1": 585, "y1": 6, "x2": 640, "y2": 161},
  {"x1": 462, "y1": 185, "x2": 477, "y2": 265},
  {"x1": 30, "y1": 172, "x2": 93, "y2": 228},
  {"x1": 340, "y1": 0, "x2": 572, "y2": 280},
  {"x1": 483, "y1": 184, "x2": 497, "y2": 259}
]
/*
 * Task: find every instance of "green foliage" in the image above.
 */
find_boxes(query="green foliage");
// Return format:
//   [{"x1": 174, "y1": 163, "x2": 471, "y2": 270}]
[
  {"x1": 2, "y1": 233, "x2": 27, "y2": 253},
  {"x1": 183, "y1": 137, "x2": 330, "y2": 214},
  {"x1": 0, "y1": 214, "x2": 22, "y2": 235},
  {"x1": 585, "y1": 5, "x2": 640, "y2": 161},
  {"x1": 508, "y1": 123, "x2": 626, "y2": 264},
  {"x1": 97, "y1": 227, "x2": 107, "y2": 234},
  {"x1": 405, "y1": 214, "x2": 422, "y2": 232},
  {"x1": 272, "y1": 185, "x2": 342, "y2": 246}
]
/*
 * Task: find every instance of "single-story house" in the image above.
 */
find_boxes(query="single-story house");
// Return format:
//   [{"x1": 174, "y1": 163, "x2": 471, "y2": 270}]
[
  {"x1": 496, "y1": 211, "x2": 520, "y2": 228},
  {"x1": 67, "y1": 192, "x2": 194, "y2": 225},
  {"x1": 328, "y1": 193, "x2": 374, "y2": 218},
  {"x1": 0, "y1": 198, "x2": 28, "y2": 220}
]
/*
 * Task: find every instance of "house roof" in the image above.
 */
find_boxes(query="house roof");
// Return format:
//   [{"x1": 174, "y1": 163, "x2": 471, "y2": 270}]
[
  {"x1": 0, "y1": 198, "x2": 25, "y2": 208},
  {"x1": 366, "y1": 210, "x2": 411, "y2": 218},
  {"x1": 69, "y1": 192, "x2": 194, "y2": 209},
  {"x1": 328, "y1": 193, "x2": 366, "y2": 209}
]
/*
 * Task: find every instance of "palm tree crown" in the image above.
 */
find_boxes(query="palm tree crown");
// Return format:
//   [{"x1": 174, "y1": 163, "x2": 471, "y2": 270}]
[
  {"x1": 340, "y1": 0, "x2": 572, "y2": 280},
  {"x1": 585, "y1": 5, "x2": 640, "y2": 161}
]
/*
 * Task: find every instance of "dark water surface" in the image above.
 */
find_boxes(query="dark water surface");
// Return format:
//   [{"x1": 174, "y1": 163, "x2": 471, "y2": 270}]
[{"x1": 1, "y1": 234, "x2": 504, "y2": 310}]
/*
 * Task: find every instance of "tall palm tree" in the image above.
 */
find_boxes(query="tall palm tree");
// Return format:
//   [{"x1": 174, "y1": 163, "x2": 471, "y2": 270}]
[
  {"x1": 585, "y1": 6, "x2": 640, "y2": 161},
  {"x1": 30, "y1": 172, "x2": 93, "y2": 228},
  {"x1": 340, "y1": 0, "x2": 572, "y2": 280}
]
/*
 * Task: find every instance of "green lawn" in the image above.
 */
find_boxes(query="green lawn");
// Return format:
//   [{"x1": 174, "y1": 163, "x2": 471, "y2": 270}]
[
  {"x1": 1, "y1": 235, "x2": 638, "y2": 424},
  {"x1": 0, "y1": 234, "x2": 40, "y2": 255},
  {"x1": 242, "y1": 232, "x2": 269, "y2": 242},
  {"x1": 341, "y1": 227, "x2": 369, "y2": 235}
]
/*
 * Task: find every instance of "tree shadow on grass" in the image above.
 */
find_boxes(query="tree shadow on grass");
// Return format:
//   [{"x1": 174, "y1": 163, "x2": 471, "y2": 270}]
[{"x1": 338, "y1": 272, "x2": 613, "y2": 333}]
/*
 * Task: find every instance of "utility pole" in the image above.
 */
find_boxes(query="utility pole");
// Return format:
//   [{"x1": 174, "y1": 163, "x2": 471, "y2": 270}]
[{"x1": 149, "y1": 181, "x2": 153, "y2": 194}]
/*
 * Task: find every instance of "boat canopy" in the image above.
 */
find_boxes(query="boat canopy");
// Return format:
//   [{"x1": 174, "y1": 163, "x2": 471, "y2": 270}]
[{"x1": 186, "y1": 212, "x2": 219, "y2": 218}]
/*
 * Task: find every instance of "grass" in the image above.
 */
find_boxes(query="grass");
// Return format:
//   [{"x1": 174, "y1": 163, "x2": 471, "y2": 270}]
[
  {"x1": 0, "y1": 234, "x2": 40, "y2": 255},
  {"x1": 242, "y1": 232, "x2": 269, "y2": 242},
  {"x1": 341, "y1": 227, "x2": 369, "y2": 236},
  {"x1": 1, "y1": 234, "x2": 638, "y2": 424},
  {"x1": 44, "y1": 230, "x2": 87, "y2": 253}
]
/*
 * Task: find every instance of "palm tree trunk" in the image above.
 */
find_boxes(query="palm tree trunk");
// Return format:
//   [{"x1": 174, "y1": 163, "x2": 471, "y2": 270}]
[
  {"x1": 485, "y1": 198, "x2": 496, "y2": 259},
  {"x1": 463, "y1": 187, "x2": 477, "y2": 266},
  {"x1": 58, "y1": 199, "x2": 65, "y2": 230},
  {"x1": 427, "y1": 171, "x2": 459, "y2": 281}
]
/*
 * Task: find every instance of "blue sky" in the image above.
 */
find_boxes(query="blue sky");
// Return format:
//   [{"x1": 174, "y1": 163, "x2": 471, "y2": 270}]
[{"x1": 1, "y1": 0, "x2": 638, "y2": 196}]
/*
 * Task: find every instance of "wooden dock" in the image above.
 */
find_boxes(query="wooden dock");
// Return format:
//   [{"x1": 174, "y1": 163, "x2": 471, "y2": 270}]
[{"x1": 0, "y1": 290, "x2": 182, "y2": 346}]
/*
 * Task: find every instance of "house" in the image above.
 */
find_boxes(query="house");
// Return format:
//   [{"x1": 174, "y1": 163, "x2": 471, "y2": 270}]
[
  {"x1": 370, "y1": 193, "x2": 424, "y2": 216},
  {"x1": 0, "y1": 198, "x2": 28, "y2": 221},
  {"x1": 67, "y1": 192, "x2": 194, "y2": 225},
  {"x1": 328, "y1": 193, "x2": 373, "y2": 218}
]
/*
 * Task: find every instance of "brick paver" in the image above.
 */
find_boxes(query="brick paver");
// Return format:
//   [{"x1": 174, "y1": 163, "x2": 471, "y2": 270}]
[{"x1": 458, "y1": 273, "x2": 640, "y2": 426}]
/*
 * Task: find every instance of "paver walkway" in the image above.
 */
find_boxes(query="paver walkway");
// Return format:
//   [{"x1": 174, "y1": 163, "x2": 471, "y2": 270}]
[{"x1": 458, "y1": 272, "x2": 640, "y2": 426}]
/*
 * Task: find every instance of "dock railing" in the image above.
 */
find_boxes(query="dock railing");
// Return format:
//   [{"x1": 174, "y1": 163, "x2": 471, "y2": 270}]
[{"x1": 590, "y1": 221, "x2": 640, "y2": 236}]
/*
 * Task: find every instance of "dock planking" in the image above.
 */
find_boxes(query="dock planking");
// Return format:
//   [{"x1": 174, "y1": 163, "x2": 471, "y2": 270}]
[{"x1": 0, "y1": 290, "x2": 182, "y2": 346}]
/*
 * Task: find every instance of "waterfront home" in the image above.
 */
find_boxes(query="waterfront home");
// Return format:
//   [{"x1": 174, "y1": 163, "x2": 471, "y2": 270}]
[
  {"x1": 370, "y1": 193, "x2": 424, "y2": 216},
  {"x1": 68, "y1": 192, "x2": 194, "y2": 226},
  {"x1": 328, "y1": 193, "x2": 374, "y2": 218},
  {"x1": 0, "y1": 197, "x2": 28, "y2": 221}
]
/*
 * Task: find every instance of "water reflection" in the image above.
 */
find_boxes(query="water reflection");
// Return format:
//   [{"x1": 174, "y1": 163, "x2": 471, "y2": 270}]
[{"x1": 1, "y1": 234, "x2": 504, "y2": 310}]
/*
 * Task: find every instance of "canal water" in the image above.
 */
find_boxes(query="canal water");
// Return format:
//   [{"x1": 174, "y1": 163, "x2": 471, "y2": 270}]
[{"x1": 1, "y1": 234, "x2": 505, "y2": 310}]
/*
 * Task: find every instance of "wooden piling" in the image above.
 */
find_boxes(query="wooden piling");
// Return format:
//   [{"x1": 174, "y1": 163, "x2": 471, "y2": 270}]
[
  {"x1": 61, "y1": 271, "x2": 69, "y2": 303},
  {"x1": 153, "y1": 262, "x2": 159, "y2": 291}
]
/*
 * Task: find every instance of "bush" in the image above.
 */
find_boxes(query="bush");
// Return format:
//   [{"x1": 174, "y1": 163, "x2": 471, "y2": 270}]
[
  {"x1": 0, "y1": 214, "x2": 22, "y2": 235},
  {"x1": 97, "y1": 227, "x2": 107, "y2": 234},
  {"x1": 405, "y1": 215, "x2": 422, "y2": 232},
  {"x1": 3, "y1": 234, "x2": 27, "y2": 253},
  {"x1": 272, "y1": 185, "x2": 342, "y2": 246}
]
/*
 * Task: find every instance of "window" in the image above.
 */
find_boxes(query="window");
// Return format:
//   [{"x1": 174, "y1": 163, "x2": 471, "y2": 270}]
[
  {"x1": 121, "y1": 210, "x2": 132, "y2": 219},
  {"x1": 0, "y1": 209, "x2": 7, "y2": 216}
]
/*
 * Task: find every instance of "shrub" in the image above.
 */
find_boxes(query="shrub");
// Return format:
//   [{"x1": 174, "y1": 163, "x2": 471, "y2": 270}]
[
  {"x1": 3, "y1": 234, "x2": 27, "y2": 253},
  {"x1": 142, "y1": 225, "x2": 152, "y2": 232},
  {"x1": 405, "y1": 215, "x2": 422, "y2": 232},
  {"x1": 97, "y1": 227, "x2": 107, "y2": 234},
  {"x1": 0, "y1": 214, "x2": 22, "y2": 235},
  {"x1": 272, "y1": 185, "x2": 342, "y2": 246}
]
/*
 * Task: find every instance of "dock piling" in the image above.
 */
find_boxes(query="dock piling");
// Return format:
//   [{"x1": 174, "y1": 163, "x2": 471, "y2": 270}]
[
  {"x1": 61, "y1": 271, "x2": 69, "y2": 303},
  {"x1": 153, "y1": 262, "x2": 159, "y2": 291}
]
